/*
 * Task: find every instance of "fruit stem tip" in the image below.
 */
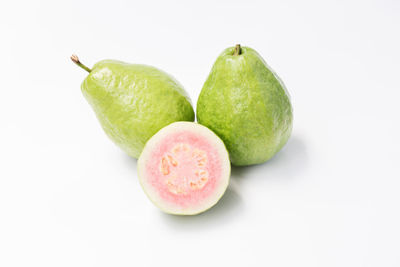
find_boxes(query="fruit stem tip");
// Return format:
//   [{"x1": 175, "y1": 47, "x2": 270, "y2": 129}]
[
  {"x1": 70, "y1": 54, "x2": 91, "y2": 73},
  {"x1": 234, "y1": 44, "x2": 241, "y2": 56}
]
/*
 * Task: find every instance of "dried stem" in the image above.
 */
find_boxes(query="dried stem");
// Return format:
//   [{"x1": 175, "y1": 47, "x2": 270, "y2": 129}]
[
  {"x1": 233, "y1": 44, "x2": 241, "y2": 56},
  {"x1": 70, "y1": 54, "x2": 91, "y2": 72}
]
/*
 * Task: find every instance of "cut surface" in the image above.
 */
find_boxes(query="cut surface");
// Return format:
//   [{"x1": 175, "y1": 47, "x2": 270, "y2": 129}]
[
  {"x1": 138, "y1": 122, "x2": 230, "y2": 215},
  {"x1": 160, "y1": 143, "x2": 209, "y2": 194}
]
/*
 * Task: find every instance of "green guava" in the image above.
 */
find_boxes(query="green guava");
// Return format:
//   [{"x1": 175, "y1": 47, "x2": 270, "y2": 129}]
[
  {"x1": 196, "y1": 45, "x2": 293, "y2": 166},
  {"x1": 71, "y1": 55, "x2": 195, "y2": 158},
  {"x1": 138, "y1": 122, "x2": 231, "y2": 215}
]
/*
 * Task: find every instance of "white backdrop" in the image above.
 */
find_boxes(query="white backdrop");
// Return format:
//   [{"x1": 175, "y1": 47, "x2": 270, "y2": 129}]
[{"x1": 1, "y1": 0, "x2": 399, "y2": 266}]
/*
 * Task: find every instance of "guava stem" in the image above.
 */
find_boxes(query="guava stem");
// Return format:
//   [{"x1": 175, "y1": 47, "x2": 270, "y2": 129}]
[
  {"x1": 233, "y1": 44, "x2": 241, "y2": 56},
  {"x1": 70, "y1": 54, "x2": 92, "y2": 73}
]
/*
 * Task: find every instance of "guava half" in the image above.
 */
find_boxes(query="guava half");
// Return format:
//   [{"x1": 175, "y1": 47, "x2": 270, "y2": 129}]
[{"x1": 138, "y1": 122, "x2": 231, "y2": 215}]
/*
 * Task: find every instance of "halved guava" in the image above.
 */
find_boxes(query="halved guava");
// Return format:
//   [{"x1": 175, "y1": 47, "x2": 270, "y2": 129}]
[{"x1": 138, "y1": 122, "x2": 231, "y2": 215}]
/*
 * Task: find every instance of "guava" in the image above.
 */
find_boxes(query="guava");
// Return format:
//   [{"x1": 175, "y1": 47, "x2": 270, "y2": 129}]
[
  {"x1": 138, "y1": 122, "x2": 231, "y2": 215},
  {"x1": 196, "y1": 45, "x2": 293, "y2": 166},
  {"x1": 71, "y1": 55, "x2": 195, "y2": 158}
]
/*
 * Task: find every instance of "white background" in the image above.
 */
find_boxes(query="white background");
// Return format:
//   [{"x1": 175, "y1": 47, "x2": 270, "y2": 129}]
[{"x1": 1, "y1": 0, "x2": 399, "y2": 266}]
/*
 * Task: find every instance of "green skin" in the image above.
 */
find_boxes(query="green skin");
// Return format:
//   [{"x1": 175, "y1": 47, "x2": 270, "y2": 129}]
[
  {"x1": 80, "y1": 60, "x2": 195, "y2": 158},
  {"x1": 196, "y1": 46, "x2": 293, "y2": 166}
]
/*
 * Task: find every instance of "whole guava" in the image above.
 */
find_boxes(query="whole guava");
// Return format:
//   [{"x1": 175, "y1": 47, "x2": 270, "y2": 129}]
[
  {"x1": 72, "y1": 55, "x2": 195, "y2": 158},
  {"x1": 196, "y1": 45, "x2": 293, "y2": 166}
]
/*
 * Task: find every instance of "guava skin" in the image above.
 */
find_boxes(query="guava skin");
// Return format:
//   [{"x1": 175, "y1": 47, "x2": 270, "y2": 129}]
[
  {"x1": 196, "y1": 46, "x2": 293, "y2": 166},
  {"x1": 81, "y1": 60, "x2": 195, "y2": 158}
]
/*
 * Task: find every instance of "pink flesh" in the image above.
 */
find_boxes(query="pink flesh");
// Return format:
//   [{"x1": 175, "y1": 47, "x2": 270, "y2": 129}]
[{"x1": 145, "y1": 130, "x2": 223, "y2": 208}]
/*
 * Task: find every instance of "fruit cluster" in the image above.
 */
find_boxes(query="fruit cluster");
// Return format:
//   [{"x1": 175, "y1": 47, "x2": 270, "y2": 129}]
[{"x1": 72, "y1": 44, "x2": 293, "y2": 215}]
